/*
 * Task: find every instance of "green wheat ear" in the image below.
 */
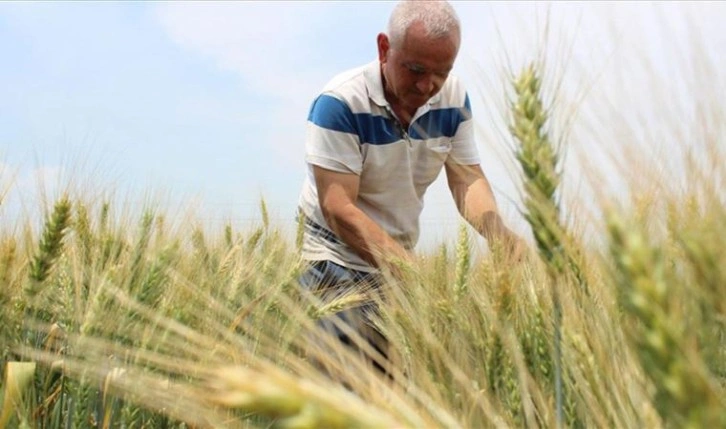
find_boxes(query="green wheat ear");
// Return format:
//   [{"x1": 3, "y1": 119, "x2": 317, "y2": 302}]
[
  {"x1": 607, "y1": 211, "x2": 725, "y2": 427},
  {"x1": 510, "y1": 64, "x2": 564, "y2": 275},
  {"x1": 23, "y1": 197, "x2": 72, "y2": 349},
  {"x1": 27, "y1": 197, "x2": 72, "y2": 289},
  {"x1": 510, "y1": 63, "x2": 588, "y2": 290},
  {"x1": 453, "y1": 222, "x2": 470, "y2": 300}
]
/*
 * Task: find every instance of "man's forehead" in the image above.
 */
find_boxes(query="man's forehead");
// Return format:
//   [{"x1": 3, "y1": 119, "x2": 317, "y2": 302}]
[{"x1": 395, "y1": 45, "x2": 457, "y2": 71}]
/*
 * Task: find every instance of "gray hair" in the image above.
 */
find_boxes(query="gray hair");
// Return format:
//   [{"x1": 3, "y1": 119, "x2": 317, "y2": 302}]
[{"x1": 387, "y1": 0, "x2": 461, "y2": 47}]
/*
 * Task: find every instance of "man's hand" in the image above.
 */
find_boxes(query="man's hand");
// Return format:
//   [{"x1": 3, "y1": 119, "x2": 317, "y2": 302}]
[
  {"x1": 445, "y1": 162, "x2": 528, "y2": 264},
  {"x1": 499, "y1": 231, "x2": 529, "y2": 264}
]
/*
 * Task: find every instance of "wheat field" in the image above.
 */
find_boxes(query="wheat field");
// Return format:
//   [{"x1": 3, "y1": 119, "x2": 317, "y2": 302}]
[{"x1": 2, "y1": 31, "x2": 726, "y2": 429}]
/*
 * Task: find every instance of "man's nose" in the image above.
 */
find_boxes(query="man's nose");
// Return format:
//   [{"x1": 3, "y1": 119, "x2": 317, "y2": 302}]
[{"x1": 416, "y1": 76, "x2": 434, "y2": 95}]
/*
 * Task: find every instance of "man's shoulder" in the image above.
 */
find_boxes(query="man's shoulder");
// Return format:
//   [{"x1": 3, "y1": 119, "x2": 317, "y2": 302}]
[
  {"x1": 318, "y1": 61, "x2": 375, "y2": 100},
  {"x1": 311, "y1": 61, "x2": 378, "y2": 115}
]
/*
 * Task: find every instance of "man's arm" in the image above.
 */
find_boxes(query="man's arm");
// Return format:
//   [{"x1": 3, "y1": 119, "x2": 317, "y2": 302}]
[
  {"x1": 445, "y1": 162, "x2": 524, "y2": 257},
  {"x1": 313, "y1": 165, "x2": 412, "y2": 270}
]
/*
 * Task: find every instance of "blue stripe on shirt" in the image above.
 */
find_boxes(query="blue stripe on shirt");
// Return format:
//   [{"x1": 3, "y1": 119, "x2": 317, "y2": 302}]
[
  {"x1": 307, "y1": 93, "x2": 471, "y2": 145},
  {"x1": 410, "y1": 94, "x2": 472, "y2": 140},
  {"x1": 308, "y1": 95, "x2": 401, "y2": 145}
]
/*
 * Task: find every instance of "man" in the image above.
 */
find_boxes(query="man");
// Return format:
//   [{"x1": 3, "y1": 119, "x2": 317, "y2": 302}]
[{"x1": 297, "y1": 0, "x2": 523, "y2": 376}]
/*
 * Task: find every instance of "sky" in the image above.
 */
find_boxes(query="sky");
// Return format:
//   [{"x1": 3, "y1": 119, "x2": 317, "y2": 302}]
[{"x1": 1, "y1": 1, "x2": 724, "y2": 250}]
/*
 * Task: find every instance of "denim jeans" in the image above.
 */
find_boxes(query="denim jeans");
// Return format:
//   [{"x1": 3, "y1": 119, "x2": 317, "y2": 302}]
[{"x1": 298, "y1": 259, "x2": 390, "y2": 376}]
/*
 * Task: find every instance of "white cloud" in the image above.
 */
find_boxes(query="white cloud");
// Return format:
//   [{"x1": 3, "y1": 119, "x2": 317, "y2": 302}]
[
  {"x1": 153, "y1": 3, "x2": 359, "y2": 167},
  {"x1": 154, "y1": 3, "x2": 341, "y2": 101}
]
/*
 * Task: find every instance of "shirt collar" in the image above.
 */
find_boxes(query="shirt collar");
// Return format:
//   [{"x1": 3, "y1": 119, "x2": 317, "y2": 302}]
[{"x1": 364, "y1": 60, "x2": 442, "y2": 108}]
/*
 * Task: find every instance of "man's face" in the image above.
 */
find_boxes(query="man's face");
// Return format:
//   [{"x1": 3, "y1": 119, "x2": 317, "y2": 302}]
[{"x1": 378, "y1": 21, "x2": 459, "y2": 113}]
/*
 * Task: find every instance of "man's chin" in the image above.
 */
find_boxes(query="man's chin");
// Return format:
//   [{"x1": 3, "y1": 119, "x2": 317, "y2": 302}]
[{"x1": 404, "y1": 96, "x2": 428, "y2": 110}]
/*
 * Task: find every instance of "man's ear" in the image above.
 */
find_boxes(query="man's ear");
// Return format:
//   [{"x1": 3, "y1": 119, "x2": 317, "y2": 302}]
[{"x1": 377, "y1": 33, "x2": 390, "y2": 64}]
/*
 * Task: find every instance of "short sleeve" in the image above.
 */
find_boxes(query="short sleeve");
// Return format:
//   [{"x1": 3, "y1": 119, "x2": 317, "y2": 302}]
[
  {"x1": 305, "y1": 94, "x2": 363, "y2": 175},
  {"x1": 449, "y1": 92, "x2": 481, "y2": 165}
]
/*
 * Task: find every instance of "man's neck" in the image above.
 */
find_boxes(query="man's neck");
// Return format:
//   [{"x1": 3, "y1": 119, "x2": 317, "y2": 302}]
[
  {"x1": 380, "y1": 66, "x2": 416, "y2": 128},
  {"x1": 389, "y1": 103, "x2": 414, "y2": 129}
]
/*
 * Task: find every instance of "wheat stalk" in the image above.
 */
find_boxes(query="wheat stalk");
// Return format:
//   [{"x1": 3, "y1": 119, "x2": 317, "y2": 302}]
[{"x1": 509, "y1": 63, "x2": 568, "y2": 427}]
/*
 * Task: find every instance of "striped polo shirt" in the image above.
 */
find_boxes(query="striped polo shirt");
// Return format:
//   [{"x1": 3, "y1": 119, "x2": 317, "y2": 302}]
[{"x1": 298, "y1": 60, "x2": 480, "y2": 272}]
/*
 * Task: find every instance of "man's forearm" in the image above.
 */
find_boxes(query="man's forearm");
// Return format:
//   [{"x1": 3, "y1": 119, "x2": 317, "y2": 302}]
[
  {"x1": 450, "y1": 169, "x2": 518, "y2": 247},
  {"x1": 323, "y1": 203, "x2": 411, "y2": 269}
]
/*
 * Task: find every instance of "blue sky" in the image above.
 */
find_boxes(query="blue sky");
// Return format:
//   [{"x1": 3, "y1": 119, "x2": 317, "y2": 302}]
[{"x1": 2, "y1": 1, "x2": 724, "y2": 249}]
